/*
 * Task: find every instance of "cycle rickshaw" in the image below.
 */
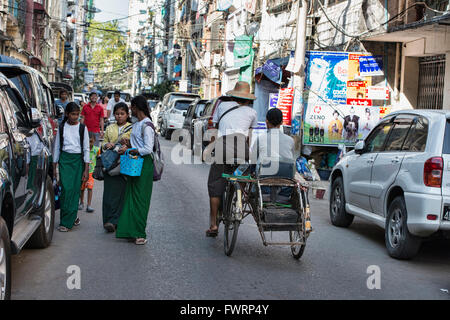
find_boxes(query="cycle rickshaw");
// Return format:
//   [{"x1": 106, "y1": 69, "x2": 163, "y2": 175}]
[{"x1": 218, "y1": 163, "x2": 312, "y2": 259}]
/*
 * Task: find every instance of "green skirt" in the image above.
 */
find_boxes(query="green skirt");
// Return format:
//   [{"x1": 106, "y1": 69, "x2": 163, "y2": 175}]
[
  {"x1": 116, "y1": 155, "x2": 154, "y2": 239},
  {"x1": 59, "y1": 152, "x2": 84, "y2": 229},
  {"x1": 102, "y1": 173, "x2": 127, "y2": 225}
]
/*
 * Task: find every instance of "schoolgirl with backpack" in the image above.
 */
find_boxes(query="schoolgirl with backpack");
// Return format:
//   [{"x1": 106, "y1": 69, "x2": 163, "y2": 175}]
[{"x1": 53, "y1": 102, "x2": 90, "y2": 232}]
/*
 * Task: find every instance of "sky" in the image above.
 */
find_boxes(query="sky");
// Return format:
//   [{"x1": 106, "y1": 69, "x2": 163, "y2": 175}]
[{"x1": 93, "y1": 0, "x2": 129, "y2": 29}]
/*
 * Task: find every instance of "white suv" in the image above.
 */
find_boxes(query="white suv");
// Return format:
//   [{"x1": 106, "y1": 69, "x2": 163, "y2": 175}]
[
  {"x1": 160, "y1": 98, "x2": 195, "y2": 140},
  {"x1": 329, "y1": 110, "x2": 450, "y2": 259}
]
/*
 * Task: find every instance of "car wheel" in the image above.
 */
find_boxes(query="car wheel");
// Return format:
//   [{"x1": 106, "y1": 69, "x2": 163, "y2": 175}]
[
  {"x1": 385, "y1": 196, "x2": 421, "y2": 260},
  {"x1": 160, "y1": 123, "x2": 166, "y2": 138},
  {"x1": 0, "y1": 216, "x2": 11, "y2": 300},
  {"x1": 329, "y1": 176, "x2": 354, "y2": 227},
  {"x1": 26, "y1": 176, "x2": 55, "y2": 249}
]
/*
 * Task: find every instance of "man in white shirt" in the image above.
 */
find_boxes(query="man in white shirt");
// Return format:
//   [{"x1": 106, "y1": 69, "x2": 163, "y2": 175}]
[
  {"x1": 106, "y1": 90, "x2": 125, "y2": 122},
  {"x1": 206, "y1": 81, "x2": 257, "y2": 237},
  {"x1": 251, "y1": 108, "x2": 295, "y2": 177}
]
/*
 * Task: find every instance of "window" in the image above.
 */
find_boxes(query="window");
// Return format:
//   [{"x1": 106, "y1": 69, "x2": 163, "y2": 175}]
[
  {"x1": 174, "y1": 101, "x2": 191, "y2": 111},
  {"x1": 195, "y1": 103, "x2": 206, "y2": 118},
  {"x1": 365, "y1": 122, "x2": 393, "y2": 153},
  {"x1": 403, "y1": 117, "x2": 429, "y2": 152},
  {"x1": 384, "y1": 120, "x2": 413, "y2": 151},
  {"x1": 8, "y1": 73, "x2": 34, "y2": 107},
  {"x1": 8, "y1": 0, "x2": 19, "y2": 18},
  {"x1": 5, "y1": 88, "x2": 27, "y2": 128}
]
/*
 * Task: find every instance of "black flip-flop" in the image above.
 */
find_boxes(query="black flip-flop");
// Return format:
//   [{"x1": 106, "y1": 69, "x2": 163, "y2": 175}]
[{"x1": 206, "y1": 228, "x2": 218, "y2": 237}]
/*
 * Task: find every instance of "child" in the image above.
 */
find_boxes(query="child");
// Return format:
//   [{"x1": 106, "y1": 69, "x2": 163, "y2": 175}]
[
  {"x1": 53, "y1": 102, "x2": 90, "y2": 232},
  {"x1": 79, "y1": 133, "x2": 100, "y2": 213}
]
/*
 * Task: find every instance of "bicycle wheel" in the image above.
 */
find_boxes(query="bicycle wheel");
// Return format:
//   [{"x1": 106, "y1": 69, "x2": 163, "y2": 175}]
[
  {"x1": 224, "y1": 184, "x2": 240, "y2": 256},
  {"x1": 289, "y1": 230, "x2": 306, "y2": 260}
]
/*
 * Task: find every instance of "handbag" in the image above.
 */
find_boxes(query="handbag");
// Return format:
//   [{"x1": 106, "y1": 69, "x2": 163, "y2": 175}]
[
  {"x1": 101, "y1": 149, "x2": 119, "y2": 171},
  {"x1": 53, "y1": 180, "x2": 61, "y2": 210},
  {"x1": 120, "y1": 148, "x2": 144, "y2": 177},
  {"x1": 93, "y1": 155, "x2": 104, "y2": 180},
  {"x1": 107, "y1": 157, "x2": 122, "y2": 176}
]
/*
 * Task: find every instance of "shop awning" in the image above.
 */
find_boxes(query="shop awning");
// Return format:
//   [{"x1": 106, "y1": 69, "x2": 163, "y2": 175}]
[
  {"x1": 364, "y1": 13, "x2": 450, "y2": 43},
  {"x1": 255, "y1": 56, "x2": 290, "y2": 84},
  {"x1": 30, "y1": 56, "x2": 46, "y2": 67}
]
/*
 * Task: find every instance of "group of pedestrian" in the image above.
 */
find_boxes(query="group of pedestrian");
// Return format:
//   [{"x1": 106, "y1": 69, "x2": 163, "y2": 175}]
[{"x1": 52, "y1": 92, "x2": 156, "y2": 245}]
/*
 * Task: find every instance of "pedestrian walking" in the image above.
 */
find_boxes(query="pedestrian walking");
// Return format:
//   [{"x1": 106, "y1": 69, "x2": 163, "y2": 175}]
[
  {"x1": 101, "y1": 102, "x2": 132, "y2": 233},
  {"x1": 53, "y1": 102, "x2": 90, "y2": 232},
  {"x1": 81, "y1": 92, "x2": 104, "y2": 147},
  {"x1": 206, "y1": 81, "x2": 257, "y2": 237},
  {"x1": 106, "y1": 90, "x2": 125, "y2": 122},
  {"x1": 79, "y1": 133, "x2": 101, "y2": 213},
  {"x1": 116, "y1": 95, "x2": 155, "y2": 245}
]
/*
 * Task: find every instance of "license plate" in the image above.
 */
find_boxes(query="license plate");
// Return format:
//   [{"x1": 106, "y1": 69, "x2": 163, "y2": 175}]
[{"x1": 444, "y1": 206, "x2": 450, "y2": 221}]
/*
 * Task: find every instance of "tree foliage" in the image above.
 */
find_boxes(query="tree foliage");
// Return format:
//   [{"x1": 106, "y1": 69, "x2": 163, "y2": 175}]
[
  {"x1": 87, "y1": 20, "x2": 131, "y2": 90},
  {"x1": 152, "y1": 81, "x2": 174, "y2": 99}
]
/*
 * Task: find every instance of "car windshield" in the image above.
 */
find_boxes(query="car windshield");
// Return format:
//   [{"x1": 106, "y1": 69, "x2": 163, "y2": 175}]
[
  {"x1": 107, "y1": 92, "x2": 131, "y2": 102},
  {"x1": 174, "y1": 101, "x2": 192, "y2": 110},
  {"x1": 169, "y1": 94, "x2": 199, "y2": 103},
  {"x1": 148, "y1": 101, "x2": 158, "y2": 109}
]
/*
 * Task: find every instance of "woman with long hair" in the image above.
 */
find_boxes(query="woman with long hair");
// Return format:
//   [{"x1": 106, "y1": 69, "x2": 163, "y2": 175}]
[
  {"x1": 101, "y1": 102, "x2": 133, "y2": 232},
  {"x1": 53, "y1": 102, "x2": 90, "y2": 232},
  {"x1": 116, "y1": 95, "x2": 155, "y2": 245}
]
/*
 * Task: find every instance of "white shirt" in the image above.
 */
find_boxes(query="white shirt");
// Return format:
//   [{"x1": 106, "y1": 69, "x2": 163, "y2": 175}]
[
  {"x1": 106, "y1": 98, "x2": 125, "y2": 121},
  {"x1": 212, "y1": 101, "x2": 258, "y2": 138},
  {"x1": 53, "y1": 123, "x2": 90, "y2": 163},
  {"x1": 130, "y1": 117, "x2": 155, "y2": 156},
  {"x1": 251, "y1": 128, "x2": 295, "y2": 164}
]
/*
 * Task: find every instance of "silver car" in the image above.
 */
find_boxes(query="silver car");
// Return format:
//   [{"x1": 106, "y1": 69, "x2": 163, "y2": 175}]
[{"x1": 329, "y1": 110, "x2": 450, "y2": 259}]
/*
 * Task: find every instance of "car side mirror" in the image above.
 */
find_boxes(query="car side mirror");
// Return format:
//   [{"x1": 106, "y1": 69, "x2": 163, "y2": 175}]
[
  {"x1": 354, "y1": 141, "x2": 365, "y2": 154},
  {"x1": 183, "y1": 111, "x2": 187, "y2": 117},
  {"x1": 30, "y1": 108, "x2": 43, "y2": 128},
  {"x1": 56, "y1": 105, "x2": 64, "y2": 118}
]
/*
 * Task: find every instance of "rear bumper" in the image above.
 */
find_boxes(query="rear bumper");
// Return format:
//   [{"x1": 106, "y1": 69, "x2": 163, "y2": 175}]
[
  {"x1": 404, "y1": 192, "x2": 450, "y2": 237},
  {"x1": 167, "y1": 118, "x2": 184, "y2": 130}
]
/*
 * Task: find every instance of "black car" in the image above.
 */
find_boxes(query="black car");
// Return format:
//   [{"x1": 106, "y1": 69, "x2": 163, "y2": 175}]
[
  {"x1": 182, "y1": 99, "x2": 208, "y2": 148},
  {"x1": 0, "y1": 73, "x2": 56, "y2": 300},
  {"x1": 0, "y1": 64, "x2": 61, "y2": 154}
]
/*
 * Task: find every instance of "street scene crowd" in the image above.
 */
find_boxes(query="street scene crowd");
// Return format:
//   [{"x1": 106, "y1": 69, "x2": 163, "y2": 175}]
[{"x1": 0, "y1": 0, "x2": 449, "y2": 302}]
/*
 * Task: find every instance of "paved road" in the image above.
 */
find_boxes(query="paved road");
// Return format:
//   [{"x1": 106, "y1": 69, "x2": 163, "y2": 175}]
[{"x1": 11, "y1": 140, "x2": 450, "y2": 299}]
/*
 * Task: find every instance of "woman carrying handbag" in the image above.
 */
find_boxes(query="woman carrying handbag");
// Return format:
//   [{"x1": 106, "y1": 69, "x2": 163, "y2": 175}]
[
  {"x1": 101, "y1": 103, "x2": 132, "y2": 232},
  {"x1": 116, "y1": 96, "x2": 155, "y2": 245}
]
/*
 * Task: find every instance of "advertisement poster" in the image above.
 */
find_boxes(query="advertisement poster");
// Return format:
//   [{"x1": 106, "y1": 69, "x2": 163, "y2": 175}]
[
  {"x1": 305, "y1": 51, "x2": 348, "y2": 104},
  {"x1": 276, "y1": 88, "x2": 294, "y2": 126},
  {"x1": 303, "y1": 51, "x2": 389, "y2": 146},
  {"x1": 303, "y1": 103, "x2": 381, "y2": 146},
  {"x1": 359, "y1": 55, "x2": 384, "y2": 77}
]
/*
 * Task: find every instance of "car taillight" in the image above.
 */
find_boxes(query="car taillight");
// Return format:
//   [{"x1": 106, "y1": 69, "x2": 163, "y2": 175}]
[
  {"x1": 424, "y1": 157, "x2": 443, "y2": 188},
  {"x1": 207, "y1": 118, "x2": 214, "y2": 129}
]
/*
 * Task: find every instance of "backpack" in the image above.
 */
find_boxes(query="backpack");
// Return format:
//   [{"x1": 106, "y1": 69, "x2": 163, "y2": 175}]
[
  {"x1": 59, "y1": 121, "x2": 86, "y2": 153},
  {"x1": 143, "y1": 121, "x2": 164, "y2": 181}
]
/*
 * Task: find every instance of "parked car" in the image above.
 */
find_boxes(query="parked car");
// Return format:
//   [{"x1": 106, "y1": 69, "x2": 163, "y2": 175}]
[
  {"x1": 182, "y1": 99, "x2": 208, "y2": 148},
  {"x1": 157, "y1": 92, "x2": 200, "y2": 133},
  {"x1": 0, "y1": 72, "x2": 56, "y2": 300},
  {"x1": 0, "y1": 64, "x2": 60, "y2": 154},
  {"x1": 329, "y1": 110, "x2": 450, "y2": 260},
  {"x1": 106, "y1": 91, "x2": 131, "y2": 105},
  {"x1": 74, "y1": 93, "x2": 88, "y2": 105},
  {"x1": 192, "y1": 96, "x2": 235, "y2": 152},
  {"x1": 160, "y1": 98, "x2": 196, "y2": 140}
]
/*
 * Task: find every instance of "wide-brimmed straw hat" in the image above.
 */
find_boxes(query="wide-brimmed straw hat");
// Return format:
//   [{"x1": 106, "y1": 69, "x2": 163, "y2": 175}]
[{"x1": 226, "y1": 81, "x2": 256, "y2": 100}]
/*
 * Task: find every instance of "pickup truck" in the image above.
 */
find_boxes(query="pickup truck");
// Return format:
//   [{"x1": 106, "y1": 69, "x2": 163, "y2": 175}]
[{"x1": 0, "y1": 73, "x2": 55, "y2": 300}]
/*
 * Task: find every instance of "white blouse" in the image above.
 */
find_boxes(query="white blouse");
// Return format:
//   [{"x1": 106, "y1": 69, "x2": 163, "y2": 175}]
[
  {"x1": 53, "y1": 122, "x2": 90, "y2": 163},
  {"x1": 130, "y1": 117, "x2": 154, "y2": 156}
]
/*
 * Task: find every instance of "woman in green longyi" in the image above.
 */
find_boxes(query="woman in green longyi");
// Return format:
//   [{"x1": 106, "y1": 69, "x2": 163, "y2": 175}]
[{"x1": 116, "y1": 95, "x2": 155, "y2": 245}]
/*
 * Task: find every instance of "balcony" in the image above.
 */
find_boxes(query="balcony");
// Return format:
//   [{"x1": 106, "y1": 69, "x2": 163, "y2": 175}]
[{"x1": 266, "y1": 0, "x2": 293, "y2": 14}]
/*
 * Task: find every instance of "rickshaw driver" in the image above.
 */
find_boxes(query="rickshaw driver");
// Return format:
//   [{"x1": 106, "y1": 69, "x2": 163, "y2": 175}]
[{"x1": 206, "y1": 81, "x2": 258, "y2": 237}]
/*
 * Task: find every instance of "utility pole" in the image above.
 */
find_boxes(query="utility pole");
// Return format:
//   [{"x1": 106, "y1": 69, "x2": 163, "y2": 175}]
[
  {"x1": 292, "y1": 0, "x2": 307, "y2": 117},
  {"x1": 291, "y1": 0, "x2": 308, "y2": 156},
  {"x1": 152, "y1": 14, "x2": 156, "y2": 86}
]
